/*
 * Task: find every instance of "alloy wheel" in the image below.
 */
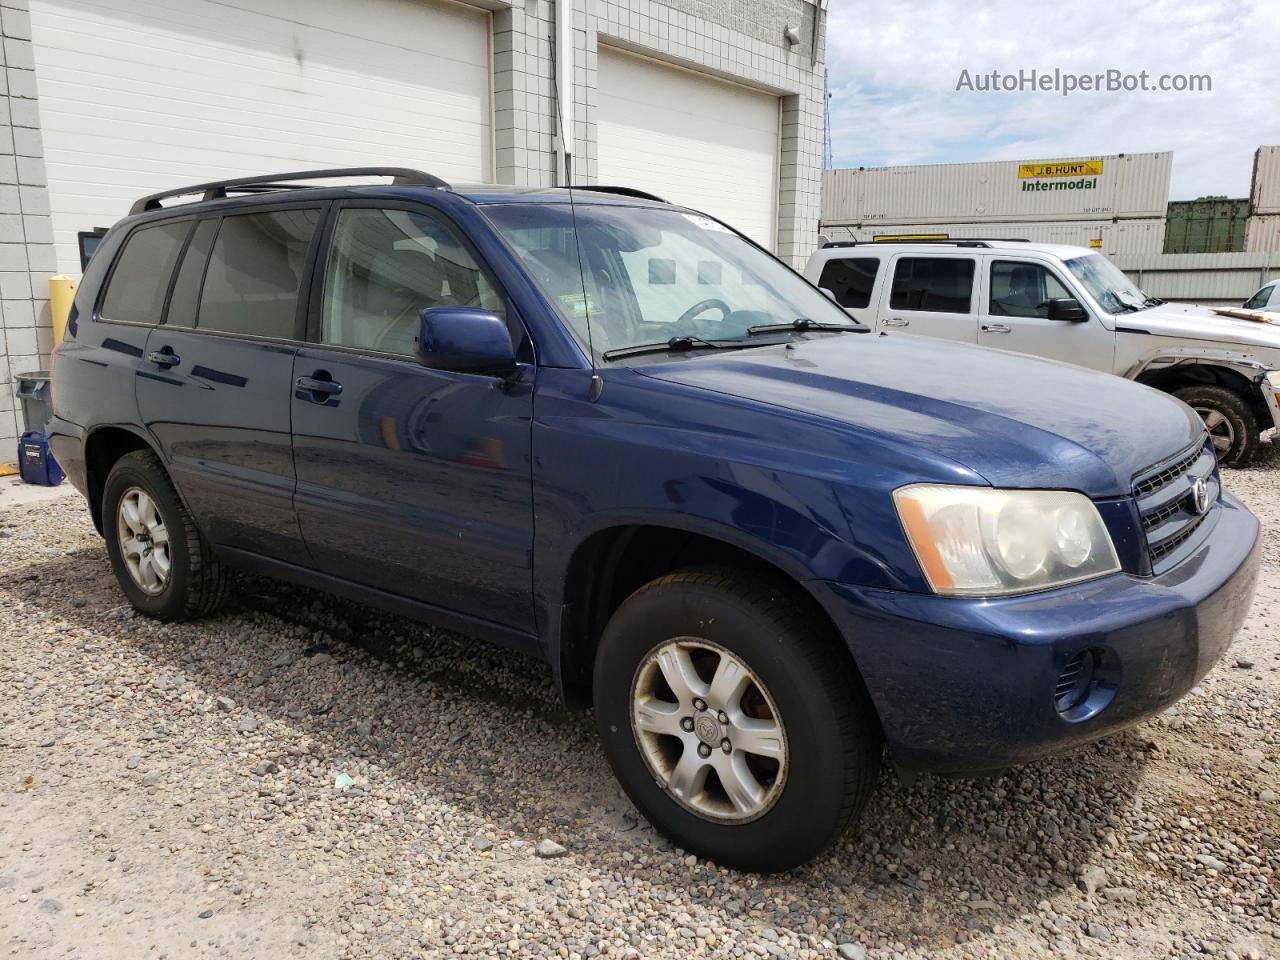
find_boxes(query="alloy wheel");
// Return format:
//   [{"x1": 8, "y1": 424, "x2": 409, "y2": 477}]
[
  {"x1": 631, "y1": 638, "x2": 788, "y2": 823},
  {"x1": 1194, "y1": 406, "x2": 1236, "y2": 459},
  {"x1": 116, "y1": 486, "x2": 171, "y2": 595}
]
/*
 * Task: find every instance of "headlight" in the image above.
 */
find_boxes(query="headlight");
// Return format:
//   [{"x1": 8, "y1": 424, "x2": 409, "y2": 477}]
[{"x1": 893, "y1": 485, "x2": 1121, "y2": 597}]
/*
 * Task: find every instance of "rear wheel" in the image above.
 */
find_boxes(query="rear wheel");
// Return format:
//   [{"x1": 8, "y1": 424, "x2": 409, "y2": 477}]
[
  {"x1": 1173, "y1": 384, "x2": 1259, "y2": 467},
  {"x1": 102, "y1": 450, "x2": 227, "y2": 620},
  {"x1": 593, "y1": 567, "x2": 882, "y2": 872}
]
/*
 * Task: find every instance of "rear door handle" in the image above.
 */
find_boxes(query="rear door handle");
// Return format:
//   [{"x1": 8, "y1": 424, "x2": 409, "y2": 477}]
[
  {"x1": 294, "y1": 375, "x2": 343, "y2": 402},
  {"x1": 146, "y1": 349, "x2": 181, "y2": 367},
  {"x1": 882, "y1": 317, "x2": 910, "y2": 328},
  {"x1": 981, "y1": 323, "x2": 1011, "y2": 334}
]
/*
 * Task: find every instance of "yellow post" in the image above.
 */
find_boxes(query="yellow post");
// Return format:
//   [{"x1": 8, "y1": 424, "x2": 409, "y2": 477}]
[{"x1": 48, "y1": 275, "x2": 77, "y2": 345}]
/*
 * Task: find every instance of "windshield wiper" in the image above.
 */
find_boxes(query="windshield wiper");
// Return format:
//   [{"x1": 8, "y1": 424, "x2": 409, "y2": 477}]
[
  {"x1": 1141, "y1": 296, "x2": 1164, "y2": 307},
  {"x1": 602, "y1": 334, "x2": 783, "y2": 361},
  {"x1": 745, "y1": 317, "x2": 867, "y2": 336}
]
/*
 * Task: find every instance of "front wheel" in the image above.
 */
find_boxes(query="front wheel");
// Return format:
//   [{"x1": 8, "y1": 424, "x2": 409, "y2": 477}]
[
  {"x1": 1173, "y1": 384, "x2": 1260, "y2": 467},
  {"x1": 593, "y1": 567, "x2": 882, "y2": 872}
]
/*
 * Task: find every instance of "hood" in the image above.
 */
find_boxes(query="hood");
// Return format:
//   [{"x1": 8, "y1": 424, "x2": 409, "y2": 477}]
[
  {"x1": 1119, "y1": 301, "x2": 1280, "y2": 355},
  {"x1": 636, "y1": 334, "x2": 1203, "y2": 498}
]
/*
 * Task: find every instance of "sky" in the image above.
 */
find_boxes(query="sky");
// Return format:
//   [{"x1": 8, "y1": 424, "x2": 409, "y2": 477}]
[{"x1": 824, "y1": 0, "x2": 1280, "y2": 200}]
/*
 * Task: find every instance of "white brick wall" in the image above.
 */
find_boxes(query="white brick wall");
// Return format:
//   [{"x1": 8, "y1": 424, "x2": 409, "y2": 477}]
[{"x1": 0, "y1": 0, "x2": 54, "y2": 460}]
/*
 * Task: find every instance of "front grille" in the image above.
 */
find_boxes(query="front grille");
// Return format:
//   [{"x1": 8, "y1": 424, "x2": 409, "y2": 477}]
[{"x1": 1133, "y1": 440, "x2": 1218, "y2": 573}]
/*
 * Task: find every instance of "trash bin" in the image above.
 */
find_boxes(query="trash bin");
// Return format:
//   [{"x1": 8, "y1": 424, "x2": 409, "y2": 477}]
[{"x1": 15, "y1": 371, "x2": 53, "y2": 433}]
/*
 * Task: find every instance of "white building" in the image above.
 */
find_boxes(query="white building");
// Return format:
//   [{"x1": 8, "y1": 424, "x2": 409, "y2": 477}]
[{"x1": 0, "y1": 0, "x2": 829, "y2": 458}]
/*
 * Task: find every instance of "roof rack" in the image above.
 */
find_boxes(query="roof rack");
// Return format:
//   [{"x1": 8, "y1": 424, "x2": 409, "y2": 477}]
[
  {"x1": 129, "y1": 167, "x2": 452, "y2": 215},
  {"x1": 822, "y1": 238, "x2": 1032, "y2": 249},
  {"x1": 576, "y1": 185, "x2": 668, "y2": 203}
]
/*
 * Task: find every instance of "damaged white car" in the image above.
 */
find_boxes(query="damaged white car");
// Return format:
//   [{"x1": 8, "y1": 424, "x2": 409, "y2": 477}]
[{"x1": 805, "y1": 239, "x2": 1280, "y2": 465}]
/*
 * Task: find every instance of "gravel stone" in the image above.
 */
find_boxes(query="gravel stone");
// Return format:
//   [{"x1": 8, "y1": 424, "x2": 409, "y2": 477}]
[
  {"x1": 534, "y1": 838, "x2": 568, "y2": 859},
  {"x1": 5, "y1": 464, "x2": 1280, "y2": 959}
]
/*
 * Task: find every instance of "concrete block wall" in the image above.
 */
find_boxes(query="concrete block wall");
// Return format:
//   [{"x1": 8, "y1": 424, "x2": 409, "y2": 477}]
[{"x1": 0, "y1": 0, "x2": 54, "y2": 461}]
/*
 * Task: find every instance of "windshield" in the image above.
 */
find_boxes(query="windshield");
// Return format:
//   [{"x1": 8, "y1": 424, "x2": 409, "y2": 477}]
[
  {"x1": 482, "y1": 203, "x2": 854, "y2": 356},
  {"x1": 1063, "y1": 253, "x2": 1150, "y2": 314}
]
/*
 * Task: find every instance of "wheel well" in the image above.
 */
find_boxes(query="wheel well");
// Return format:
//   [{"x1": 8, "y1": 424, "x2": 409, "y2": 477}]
[
  {"x1": 1135, "y1": 364, "x2": 1268, "y2": 425},
  {"x1": 557, "y1": 525, "x2": 857, "y2": 709},
  {"x1": 83, "y1": 427, "x2": 153, "y2": 533}
]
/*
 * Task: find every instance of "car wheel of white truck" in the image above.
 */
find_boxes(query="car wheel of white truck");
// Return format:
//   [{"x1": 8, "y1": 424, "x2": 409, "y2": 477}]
[{"x1": 1173, "y1": 385, "x2": 1259, "y2": 467}]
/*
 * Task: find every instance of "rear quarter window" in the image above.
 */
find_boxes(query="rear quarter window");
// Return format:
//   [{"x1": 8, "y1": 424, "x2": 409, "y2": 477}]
[
  {"x1": 98, "y1": 220, "x2": 192, "y2": 324},
  {"x1": 817, "y1": 257, "x2": 880, "y2": 309}
]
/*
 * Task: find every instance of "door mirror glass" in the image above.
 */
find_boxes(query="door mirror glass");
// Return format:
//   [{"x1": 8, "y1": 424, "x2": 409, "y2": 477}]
[
  {"x1": 416, "y1": 307, "x2": 516, "y2": 375},
  {"x1": 1046, "y1": 297, "x2": 1089, "y2": 322}
]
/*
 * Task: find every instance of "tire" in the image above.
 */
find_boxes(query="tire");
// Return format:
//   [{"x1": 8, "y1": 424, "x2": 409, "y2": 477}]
[
  {"x1": 593, "y1": 566, "x2": 882, "y2": 872},
  {"x1": 102, "y1": 449, "x2": 228, "y2": 621},
  {"x1": 1172, "y1": 384, "x2": 1259, "y2": 467}
]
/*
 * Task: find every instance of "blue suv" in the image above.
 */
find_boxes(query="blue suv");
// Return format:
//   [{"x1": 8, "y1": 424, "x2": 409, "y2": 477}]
[{"x1": 48, "y1": 168, "x2": 1260, "y2": 872}]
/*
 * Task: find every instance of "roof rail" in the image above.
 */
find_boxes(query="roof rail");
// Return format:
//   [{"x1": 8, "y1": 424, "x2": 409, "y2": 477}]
[
  {"x1": 129, "y1": 167, "x2": 452, "y2": 215},
  {"x1": 576, "y1": 185, "x2": 668, "y2": 203},
  {"x1": 821, "y1": 238, "x2": 1032, "y2": 249}
]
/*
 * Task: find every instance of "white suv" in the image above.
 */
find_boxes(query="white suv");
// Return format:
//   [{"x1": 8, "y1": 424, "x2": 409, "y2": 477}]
[{"x1": 804, "y1": 239, "x2": 1280, "y2": 465}]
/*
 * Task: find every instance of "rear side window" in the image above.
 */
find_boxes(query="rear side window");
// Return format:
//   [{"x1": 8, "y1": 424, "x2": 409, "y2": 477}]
[
  {"x1": 889, "y1": 257, "x2": 975, "y2": 313},
  {"x1": 98, "y1": 220, "x2": 192, "y2": 324},
  {"x1": 197, "y1": 209, "x2": 321, "y2": 339},
  {"x1": 818, "y1": 257, "x2": 879, "y2": 309}
]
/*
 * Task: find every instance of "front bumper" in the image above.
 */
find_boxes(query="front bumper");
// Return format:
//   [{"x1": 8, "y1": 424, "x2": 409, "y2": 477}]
[{"x1": 813, "y1": 491, "x2": 1261, "y2": 774}]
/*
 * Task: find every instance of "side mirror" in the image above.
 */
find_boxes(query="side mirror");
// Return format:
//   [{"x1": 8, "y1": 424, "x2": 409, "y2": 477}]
[
  {"x1": 1047, "y1": 298, "x2": 1088, "y2": 322},
  {"x1": 819, "y1": 287, "x2": 839, "y2": 303},
  {"x1": 415, "y1": 307, "x2": 516, "y2": 376}
]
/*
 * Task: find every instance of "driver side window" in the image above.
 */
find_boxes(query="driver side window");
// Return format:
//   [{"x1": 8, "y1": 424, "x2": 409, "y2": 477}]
[
  {"x1": 989, "y1": 260, "x2": 1070, "y2": 318},
  {"x1": 320, "y1": 207, "x2": 504, "y2": 356}
]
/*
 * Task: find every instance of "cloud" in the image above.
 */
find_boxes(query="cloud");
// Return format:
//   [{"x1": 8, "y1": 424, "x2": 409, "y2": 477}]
[{"x1": 825, "y1": 0, "x2": 1280, "y2": 199}]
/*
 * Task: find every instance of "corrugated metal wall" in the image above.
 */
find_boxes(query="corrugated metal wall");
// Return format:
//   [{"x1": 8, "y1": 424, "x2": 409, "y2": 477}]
[
  {"x1": 1163, "y1": 198, "x2": 1250, "y2": 254},
  {"x1": 1110, "y1": 251, "x2": 1280, "y2": 306},
  {"x1": 822, "y1": 152, "x2": 1171, "y2": 225}
]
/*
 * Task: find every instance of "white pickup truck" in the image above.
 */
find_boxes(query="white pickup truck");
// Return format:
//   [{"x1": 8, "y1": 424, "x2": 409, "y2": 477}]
[{"x1": 804, "y1": 239, "x2": 1280, "y2": 465}]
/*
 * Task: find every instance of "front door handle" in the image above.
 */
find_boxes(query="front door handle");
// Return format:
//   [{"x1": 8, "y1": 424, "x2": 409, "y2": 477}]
[
  {"x1": 146, "y1": 349, "x2": 181, "y2": 367},
  {"x1": 295, "y1": 374, "x2": 343, "y2": 403},
  {"x1": 882, "y1": 317, "x2": 910, "y2": 328},
  {"x1": 981, "y1": 323, "x2": 1012, "y2": 334}
]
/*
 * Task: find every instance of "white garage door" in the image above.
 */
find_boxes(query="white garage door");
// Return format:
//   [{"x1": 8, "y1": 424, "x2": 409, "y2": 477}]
[
  {"x1": 31, "y1": 0, "x2": 493, "y2": 275},
  {"x1": 596, "y1": 47, "x2": 779, "y2": 250}
]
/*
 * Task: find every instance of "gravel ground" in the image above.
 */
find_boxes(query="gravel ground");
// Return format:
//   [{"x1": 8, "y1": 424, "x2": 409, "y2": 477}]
[{"x1": 1, "y1": 452, "x2": 1278, "y2": 960}]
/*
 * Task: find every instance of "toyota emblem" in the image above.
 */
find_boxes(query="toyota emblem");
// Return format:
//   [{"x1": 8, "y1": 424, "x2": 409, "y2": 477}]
[{"x1": 1189, "y1": 476, "x2": 1211, "y2": 516}]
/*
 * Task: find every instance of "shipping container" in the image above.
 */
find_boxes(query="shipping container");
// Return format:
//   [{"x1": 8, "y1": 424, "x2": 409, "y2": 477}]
[
  {"x1": 1163, "y1": 197, "x2": 1250, "y2": 254},
  {"x1": 1245, "y1": 213, "x2": 1280, "y2": 252},
  {"x1": 1249, "y1": 145, "x2": 1280, "y2": 216},
  {"x1": 822, "y1": 152, "x2": 1172, "y2": 226},
  {"x1": 818, "y1": 217, "x2": 1164, "y2": 255}
]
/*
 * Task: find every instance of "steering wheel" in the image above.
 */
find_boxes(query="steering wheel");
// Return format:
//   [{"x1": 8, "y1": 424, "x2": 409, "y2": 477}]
[{"x1": 676, "y1": 298, "x2": 732, "y2": 326}]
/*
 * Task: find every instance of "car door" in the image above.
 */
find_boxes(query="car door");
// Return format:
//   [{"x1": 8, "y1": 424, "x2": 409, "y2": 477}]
[
  {"x1": 289, "y1": 201, "x2": 536, "y2": 632},
  {"x1": 877, "y1": 254, "x2": 978, "y2": 342},
  {"x1": 813, "y1": 254, "x2": 883, "y2": 326},
  {"x1": 978, "y1": 257, "x2": 1116, "y2": 372},
  {"x1": 136, "y1": 204, "x2": 323, "y2": 558}
]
